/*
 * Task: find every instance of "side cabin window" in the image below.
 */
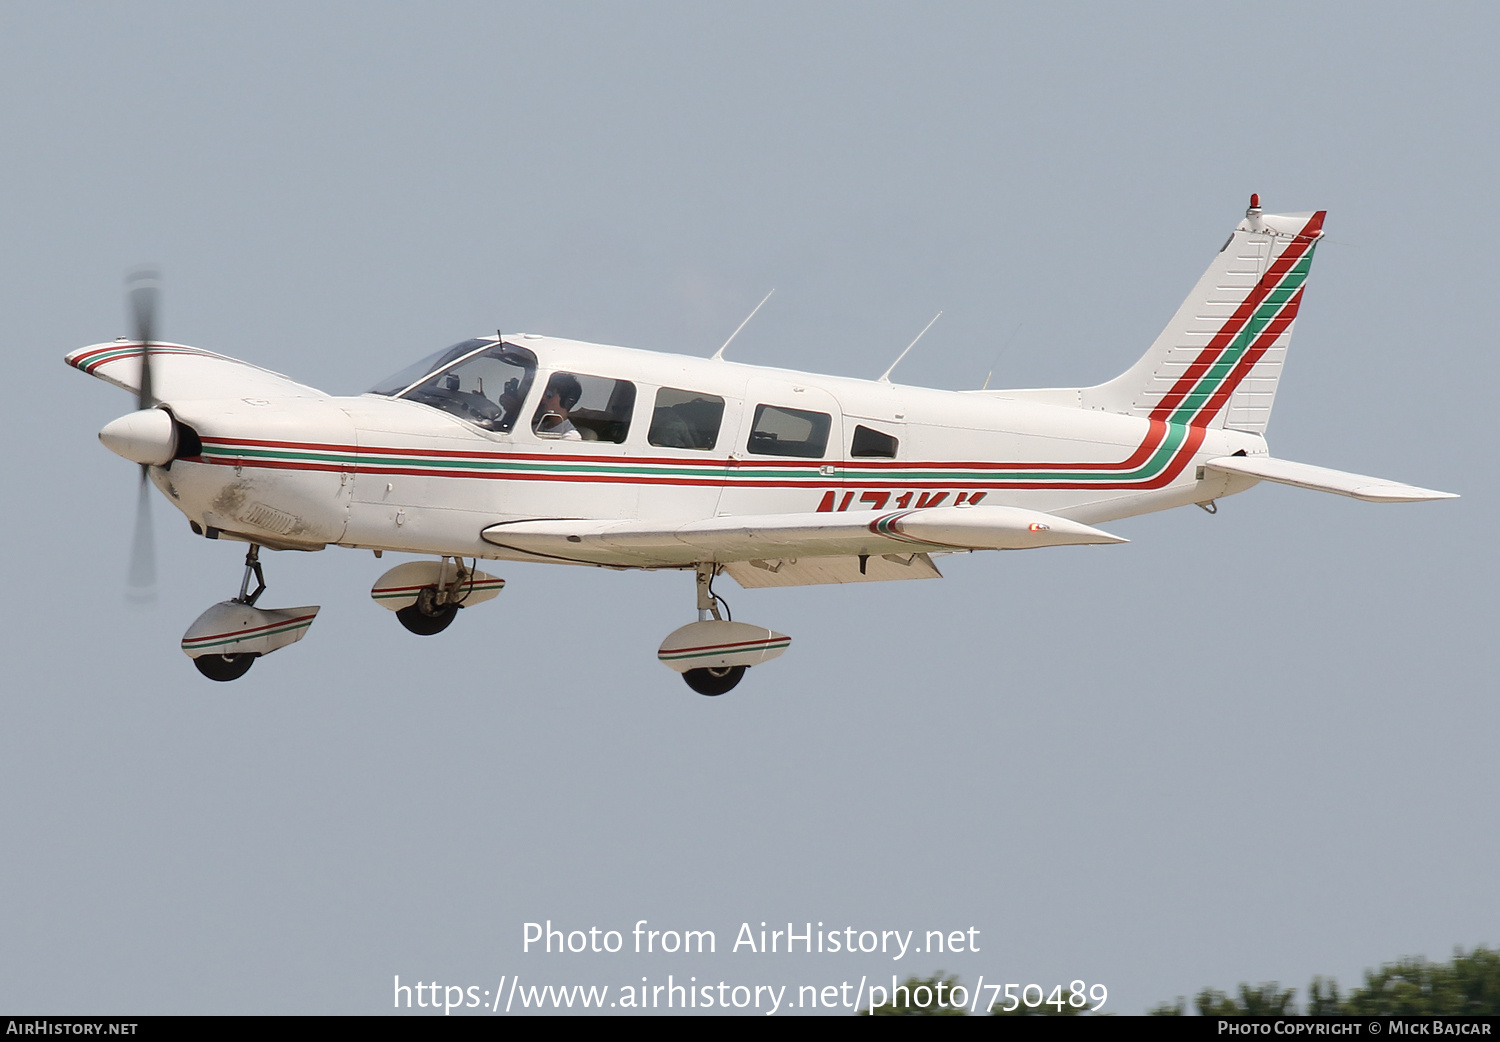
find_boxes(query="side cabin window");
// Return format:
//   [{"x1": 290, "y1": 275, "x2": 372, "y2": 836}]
[
  {"x1": 533, "y1": 372, "x2": 636, "y2": 443},
  {"x1": 648, "y1": 388, "x2": 725, "y2": 450},
  {"x1": 747, "y1": 404, "x2": 831, "y2": 459},
  {"x1": 850, "y1": 424, "x2": 899, "y2": 458}
]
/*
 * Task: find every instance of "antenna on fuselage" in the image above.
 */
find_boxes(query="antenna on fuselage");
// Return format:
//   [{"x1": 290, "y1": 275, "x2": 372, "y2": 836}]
[
  {"x1": 712, "y1": 288, "x2": 775, "y2": 361},
  {"x1": 879, "y1": 311, "x2": 942, "y2": 384},
  {"x1": 980, "y1": 321, "x2": 1023, "y2": 390}
]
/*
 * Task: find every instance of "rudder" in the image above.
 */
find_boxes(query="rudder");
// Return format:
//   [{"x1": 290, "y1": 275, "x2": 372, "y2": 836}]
[{"x1": 1083, "y1": 196, "x2": 1325, "y2": 433}]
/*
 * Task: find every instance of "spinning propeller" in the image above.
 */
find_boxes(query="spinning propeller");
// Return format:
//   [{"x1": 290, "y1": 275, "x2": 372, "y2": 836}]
[{"x1": 125, "y1": 270, "x2": 160, "y2": 601}]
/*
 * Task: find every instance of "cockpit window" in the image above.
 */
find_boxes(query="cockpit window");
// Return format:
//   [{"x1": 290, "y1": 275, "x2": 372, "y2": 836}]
[
  {"x1": 368, "y1": 339, "x2": 489, "y2": 397},
  {"x1": 532, "y1": 372, "x2": 636, "y2": 443},
  {"x1": 368, "y1": 339, "x2": 538, "y2": 433}
]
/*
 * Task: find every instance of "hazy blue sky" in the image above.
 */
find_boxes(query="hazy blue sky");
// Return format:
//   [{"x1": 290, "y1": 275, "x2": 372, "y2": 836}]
[{"x1": 2, "y1": 1, "x2": 1494, "y2": 1015}]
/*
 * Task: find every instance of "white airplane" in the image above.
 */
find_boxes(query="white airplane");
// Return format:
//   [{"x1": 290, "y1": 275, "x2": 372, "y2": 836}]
[{"x1": 72, "y1": 196, "x2": 1455, "y2": 693}]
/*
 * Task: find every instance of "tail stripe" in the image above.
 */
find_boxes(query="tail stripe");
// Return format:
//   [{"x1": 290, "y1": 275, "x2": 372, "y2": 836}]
[
  {"x1": 1149, "y1": 212, "x2": 1324, "y2": 424},
  {"x1": 1195, "y1": 287, "x2": 1306, "y2": 424},
  {"x1": 1170, "y1": 252, "x2": 1313, "y2": 425}
]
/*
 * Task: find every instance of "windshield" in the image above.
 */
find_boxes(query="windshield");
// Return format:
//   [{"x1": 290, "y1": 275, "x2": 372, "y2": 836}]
[{"x1": 368, "y1": 339, "x2": 538, "y2": 433}]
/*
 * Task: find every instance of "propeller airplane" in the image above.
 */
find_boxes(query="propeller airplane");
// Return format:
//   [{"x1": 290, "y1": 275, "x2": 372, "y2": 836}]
[{"x1": 70, "y1": 196, "x2": 1456, "y2": 694}]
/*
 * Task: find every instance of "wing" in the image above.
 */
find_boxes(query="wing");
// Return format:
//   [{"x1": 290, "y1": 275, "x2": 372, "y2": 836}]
[
  {"x1": 481, "y1": 504, "x2": 1126, "y2": 574},
  {"x1": 65, "y1": 341, "x2": 327, "y2": 401},
  {"x1": 1204, "y1": 455, "x2": 1457, "y2": 503}
]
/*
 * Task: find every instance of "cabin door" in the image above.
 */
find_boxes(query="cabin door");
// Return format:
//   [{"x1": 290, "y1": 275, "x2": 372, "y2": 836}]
[{"x1": 716, "y1": 378, "x2": 843, "y2": 519}]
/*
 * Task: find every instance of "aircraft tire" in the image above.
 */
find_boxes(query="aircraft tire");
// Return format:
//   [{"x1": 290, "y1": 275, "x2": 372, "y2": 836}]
[
  {"x1": 193, "y1": 652, "x2": 258, "y2": 682},
  {"x1": 683, "y1": 665, "x2": 746, "y2": 696},
  {"x1": 397, "y1": 600, "x2": 459, "y2": 635}
]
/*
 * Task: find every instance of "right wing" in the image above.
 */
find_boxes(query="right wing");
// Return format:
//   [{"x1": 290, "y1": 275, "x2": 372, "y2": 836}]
[{"x1": 66, "y1": 341, "x2": 327, "y2": 401}]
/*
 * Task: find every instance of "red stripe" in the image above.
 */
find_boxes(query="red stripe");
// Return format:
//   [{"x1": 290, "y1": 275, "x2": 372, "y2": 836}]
[
  {"x1": 202, "y1": 421, "x2": 1173, "y2": 477},
  {"x1": 662, "y1": 637, "x2": 789, "y2": 655},
  {"x1": 203, "y1": 452, "x2": 1214, "y2": 490},
  {"x1": 205, "y1": 433, "x2": 1177, "y2": 474},
  {"x1": 374, "y1": 580, "x2": 503, "y2": 594},
  {"x1": 183, "y1": 612, "x2": 317, "y2": 645}
]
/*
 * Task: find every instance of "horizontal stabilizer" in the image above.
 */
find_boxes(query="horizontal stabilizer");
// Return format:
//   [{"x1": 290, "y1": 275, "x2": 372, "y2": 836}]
[
  {"x1": 1204, "y1": 455, "x2": 1458, "y2": 503},
  {"x1": 482, "y1": 504, "x2": 1126, "y2": 569}
]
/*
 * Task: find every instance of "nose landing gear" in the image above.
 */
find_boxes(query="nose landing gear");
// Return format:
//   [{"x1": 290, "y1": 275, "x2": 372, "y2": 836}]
[
  {"x1": 180, "y1": 544, "x2": 321, "y2": 682},
  {"x1": 657, "y1": 564, "x2": 790, "y2": 696}
]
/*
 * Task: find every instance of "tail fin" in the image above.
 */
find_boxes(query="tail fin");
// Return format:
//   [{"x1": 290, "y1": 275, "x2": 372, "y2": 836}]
[{"x1": 1083, "y1": 196, "x2": 1325, "y2": 433}]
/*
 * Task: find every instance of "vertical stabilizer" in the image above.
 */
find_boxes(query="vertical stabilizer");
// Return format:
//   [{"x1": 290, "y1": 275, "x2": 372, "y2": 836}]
[{"x1": 1082, "y1": 196, "x2": 1325, "y2": 433}]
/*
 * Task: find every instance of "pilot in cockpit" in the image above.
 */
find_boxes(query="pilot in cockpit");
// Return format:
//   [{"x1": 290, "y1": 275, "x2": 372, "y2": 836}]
[{"x1": 533, "y1": 372, "x2": 583, "y2": 440}]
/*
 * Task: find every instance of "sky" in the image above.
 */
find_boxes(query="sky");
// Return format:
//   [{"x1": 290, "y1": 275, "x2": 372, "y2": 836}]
[{"x1": 1, "y1": 1, "x2": 1495, "y2": 1016}]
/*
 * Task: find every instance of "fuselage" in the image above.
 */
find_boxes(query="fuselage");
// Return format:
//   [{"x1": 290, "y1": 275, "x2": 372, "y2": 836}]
[{"x1": 148, "y1": 333, "x2": 1266, "y2": 565}]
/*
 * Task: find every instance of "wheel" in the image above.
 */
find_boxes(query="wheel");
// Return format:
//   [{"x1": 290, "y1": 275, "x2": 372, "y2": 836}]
[
  {"x1": 193, "y1": 652, "x2": 258, "y2": 682},
  {"x1": 683, "y1": 665, "x2": 746, "y2": 696},
  {"x1": 396, "y1": 587, "x2": 460, "y2": 635}
]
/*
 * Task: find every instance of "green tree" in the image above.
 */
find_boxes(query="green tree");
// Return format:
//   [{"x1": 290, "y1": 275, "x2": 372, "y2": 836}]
[
  {"x1": 1306, "y1": 976, "x2": 1343, "y2": 1016},
  {"x1": 1342, "y1": 948, "x2": 1500, "y2": 1015},
  {"x1": 1194, "y1": 983, "x2": 1297, "y2": 1016},
  {"x1": 1151, "y1": 946, "x2": 1500, "y2": 1016}
]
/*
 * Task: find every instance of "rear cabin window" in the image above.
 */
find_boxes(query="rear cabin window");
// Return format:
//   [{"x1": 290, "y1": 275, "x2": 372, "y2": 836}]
[
  {"x1": 747, "y1": 404, "x2": 831, "y2": 458},
  {"x1": 851, "y1": 425, "x2": 899, "y2": 458},
  {"x1": 532, "y1": 372, "x2": 636, "y2": 443},
  {"x1": 648, "y1": 388, "x2": 725, "y2": 450}
]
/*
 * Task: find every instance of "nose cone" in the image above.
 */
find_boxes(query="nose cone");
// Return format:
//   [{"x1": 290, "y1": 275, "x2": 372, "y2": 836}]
[{"x1": 100, "y1": 408, "x2": 177, "y2": 466}]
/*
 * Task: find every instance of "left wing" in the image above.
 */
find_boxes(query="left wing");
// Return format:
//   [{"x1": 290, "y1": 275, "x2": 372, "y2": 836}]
[
  {"x1": 481, "y1": 504, "x2": 1126, "y2": 569},
  {"x1": 66, "y1": 341, "x2": 327, "y2": 401}
]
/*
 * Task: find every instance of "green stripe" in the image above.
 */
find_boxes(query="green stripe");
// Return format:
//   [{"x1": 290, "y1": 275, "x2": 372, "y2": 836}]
[{"x1": 205, "y1": 424, "x2": 1192, "y2": 485}]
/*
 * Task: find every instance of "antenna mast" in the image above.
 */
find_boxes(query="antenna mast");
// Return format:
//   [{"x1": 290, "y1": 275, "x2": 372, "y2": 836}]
[
  {"x1": 712, "y1": 289, "x2": 775, "y2": 361},
  {"x1": 879, "y1": 311, "x2": 942, "y2": 384}
]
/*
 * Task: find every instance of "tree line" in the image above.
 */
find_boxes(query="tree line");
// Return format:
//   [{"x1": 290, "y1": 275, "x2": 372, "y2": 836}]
[{"x1": 859, "y1": 947, "x2": 1500, "y2": 1015}]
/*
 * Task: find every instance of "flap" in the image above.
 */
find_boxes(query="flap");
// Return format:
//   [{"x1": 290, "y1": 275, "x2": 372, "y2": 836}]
[
  {"x1": 724, "y1": 553, "x2": 943, "y2": 588},
  {"x1": 66, "y1": 341, "x2": 326, "y2": 401},
  {"x1": 1204, "y1": 455, "x2": 1457, "y2": 503}
]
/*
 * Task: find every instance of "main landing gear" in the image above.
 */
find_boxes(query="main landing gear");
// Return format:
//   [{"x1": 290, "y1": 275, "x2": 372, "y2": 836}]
[
  {"x1": 370, "y1": 558, "x2": 506, "y2": 635},
  {"x1": 398, "y1": 585, "x2": 460, "y2": 635},
  {"x1": 655, "y1": 564, "x2": 791, "y2": 696},
  {"x1": 180, "y1": 544, "x2": 321, "y2": 682}
]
